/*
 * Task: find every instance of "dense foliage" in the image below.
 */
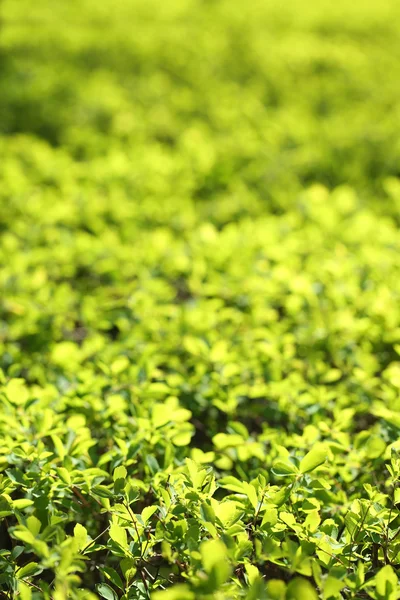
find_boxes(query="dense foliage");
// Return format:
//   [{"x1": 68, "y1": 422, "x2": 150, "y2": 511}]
[{"x1": 2, "y1": 0, "x2": 400, "y2": 598}]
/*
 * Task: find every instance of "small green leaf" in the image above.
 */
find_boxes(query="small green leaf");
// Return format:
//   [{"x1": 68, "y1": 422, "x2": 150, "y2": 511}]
[
  {"x1": 12, "y1": 499, "x2": 34, "y2": 510},
  {"x1": 74, "y1": 523, "x2": 88, "y2": 550},
  {"x1": 280, "y1": 511, "x2": 297, "y2": 528},
  {"x1": 266, "y1": 580, "x2": 286, "y2": 600},
  {"x1": 304, "y1": 511, "x2": 321, "y2": 532},
  {"x1": 18, "y1": 582, "x2": 32, "y2": 600},
  {"x1": 200, "y1": 502, "x2": 216, "y2": 524},
  {"x1": 120, "y1": 557, "x2": 137, "y2": 582},
  {"x1": 245, "y1": 563, "x2": 260, "y2": 585},
  {"x1": 200, "y1": 538, "x2": 231, "y2": 587},
  {"x1": 152, "y1": 584, "x2": 195, "y2": 599},
  {"x1": 152, "y1": 404, "x2": 172, "y2": 428},
  {"x1": 109, "y1": 523, "x2": 128, "y2": 550},
  {"x1": 16, "y1": 562, "x2": 41, "y2": 579},
  {"x1": 323, "y1": 576, "x2": 345, "y2": 599},
  {"x1": 272, "y1": 460, "x2": 298, "y2": 477},
  {"x1": 92, "y1": 485, "x2": 114, "y2": 498},
  {"x1": 375, "y1": 565, "x2": 398, "y2": 599},
  {"x1": 113, "y1": 466, "x2": 127, "y2": 482},
  {"x1": 141, "y1": 505, "x2": 157, "y2": 524},
  {"x1": 218, "y1": 476, "x2": 246, "y2": 493},
  {"x1": 287, "y1": 577, "x2": 318, "y2": 599},
  {"x1": 244, "y1": 482, "x2": 259, "y2": 510},
  {"x1": 101, "y1": 566, "x2": 124, "y2": 590},
  {"x1": 96, "y1": 583, "x2": 118, "y2": 600},
  {"x1": 26, "y1": 515, "x2": 41, "y2": 536},
  {"x1": 113, "y1": 465, "x2": 127, "y2": 495},
  {"x1": 56, "y1": 467, "x2": 71, "y2": 485},
  {"x1": 0, "y1": 495, "x2": 13, "y2": 517},
  {"x1": 299, "y1": 444, "x2": 327, "y2": 474},
  {"x1": 5, "y1": 379, "x2": 29, "y2": 405},
  {"x1": 261, "y1": 507, "x2": 278, "y2": 527},
  {"x1": 51, "y1": 434, "x2": 66, "y2": 461}
]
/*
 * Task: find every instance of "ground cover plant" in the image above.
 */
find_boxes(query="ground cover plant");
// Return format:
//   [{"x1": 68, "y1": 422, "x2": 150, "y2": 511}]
[{"x1": 2, "y1": 0, "x2": 400, "y2": 598}]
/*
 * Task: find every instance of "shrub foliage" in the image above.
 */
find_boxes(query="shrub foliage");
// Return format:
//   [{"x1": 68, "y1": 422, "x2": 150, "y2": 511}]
[{"x1": 1, "y1": 0, "x2": 400, "y2": 599}]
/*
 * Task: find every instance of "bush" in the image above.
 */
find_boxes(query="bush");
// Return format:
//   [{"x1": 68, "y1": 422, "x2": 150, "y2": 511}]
[{"x1": 1, "y1": 0, "x2": 400, "y2": 598}]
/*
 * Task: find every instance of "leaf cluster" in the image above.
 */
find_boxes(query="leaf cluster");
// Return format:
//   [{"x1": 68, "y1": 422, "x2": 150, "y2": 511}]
[{"x1": 2, "y1": 0, "x2": 400, "y2": 598}]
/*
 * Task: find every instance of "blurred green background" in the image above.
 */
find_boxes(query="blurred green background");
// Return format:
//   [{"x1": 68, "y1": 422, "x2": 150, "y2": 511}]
[{"x1": 1, "y1": 0, "x2": 400, "y2": 215}]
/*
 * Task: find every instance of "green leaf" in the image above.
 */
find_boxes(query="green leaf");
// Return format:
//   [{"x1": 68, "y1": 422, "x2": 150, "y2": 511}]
[
  {"x1": 74, "y1": 523, "x2": 88, "y2": 550},
  {"x1": 113, "y1": 465, "x2": 127, "y2": 495},
  {"x1": 200, "y1": 538, "x2": 231, "y2": 588},
  {"x1": 286, "y1": 577, "x2": 318, "y2": 600},
  {"x1": 18, "y1": 582, "x2": 32, "y2": 600},
  {"x1": 16, "y1": 562, "x2": 41, "y2": 579},
  {"x1": 152, "y1": 404, "x2": 172, "y2": 428},
  {"x1": 120, "y1": 557, "x2": 137, "y2": 583},
  {"x1": 246, "y1": 576, "x2": 268, "y2": 600},
  {"x1": 375, "y1": 565, "x2": 398, "y2": 599},
  {"x1": 5, "y1": 379, "x2": 29, "y2": 405},
  {"x1": 214, "y1": 500, "x2": 238, "y2": 527},
  {"x1": 217, "y1": 476, "x2": 246, "y2": 494},
  {"x1": 96, "y1": 583, "x2": 118, "y2": 600},
  {"x1": 171, "y1": 428, "x2": 193, "y2": 446},
  {"x1": 146, "y1": 454, "x2": 160, "y2": 474},
  {"x1": 279, "y1": 511, "x2": 297, "y2": 529},
  {"x1": 245, "y1": 563, "x2": 260, "y2": 585},
  {"x1": 299, "y1": 444, "x2": 327, "y2": 474},
  {"x1": 0, "y1": 495, "x2": 13, "y2": 518},
  {"x1": 92, "y1": 485, "x2": 114, "y2": 498},
  {"x1": 323, "y1": 576, "x2": 345, "y2": 599},
  {"x1": 51, "y1": 434, "x2": 66, "y2": 461},
  {"x1": 261, "y1": 507, "x2": 278, "y2": 527},
  {"x1": 152, "y1": 584, "x2": 195, "y2": 600},
  {"x1": 304, "y1": 510, "x2": 321, "y2": 532},
  {"x1": 56, "y1": 467, "x2": 71, "y2": 485},
  {"x1": 141, "y1": 505, "x2": 157, "y2": 524},
  {"x1": 200, "y1": 502, "x2": 216, "y2": 524},
  {"x1": 244, "y1": 482, "x2": 259, "y2": 510},
  {"x1": 266, "y1": 580, "x2": 286, "y2": 600},
  {"x1": 13, "y1": 529, "x2": 36, "y2": 545},
  {"x1": 26, "y1": 515, "x2": 41, "y2": 536},
  {"x1": 109, "y1": 523, "x2": 128, "y2": 550},
  {"x1": 113, "y1": 465, "x2": 127, "y2": 482},
  {"x1": 272, "y1": 460, "x2": 298, "y2": 477},
  {"x1": 12, "y1": 499, "x2": 34, "y2": 510},
  {"x1": 101, "y1": 566, "x2": 124, "y2": 590}
]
